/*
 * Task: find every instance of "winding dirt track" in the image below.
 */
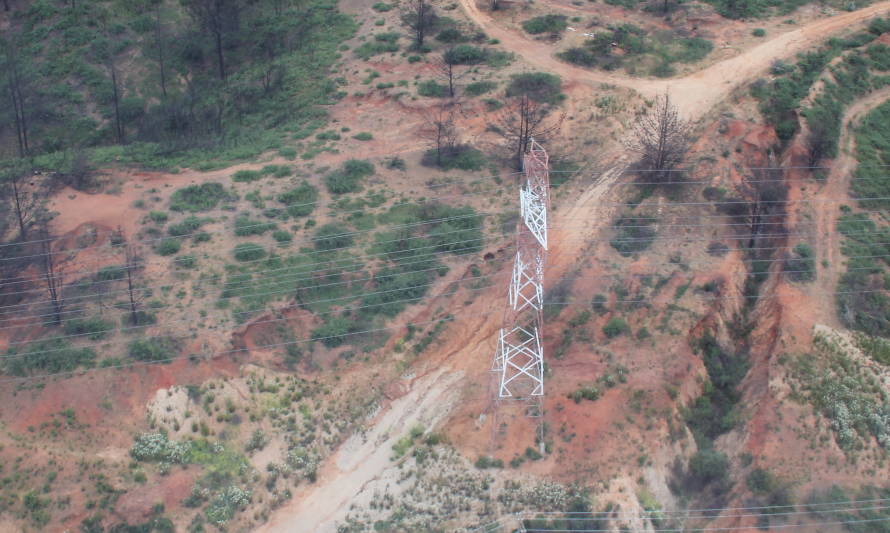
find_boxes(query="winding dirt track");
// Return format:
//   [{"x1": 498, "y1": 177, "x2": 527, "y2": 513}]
[
  {"x1": 459, "y1": 0, "x2": 890, "y2": 118},
  {"x1": 259, "y1": 4, "x2": 890, "y2": 532},
  {"x1": 813, "y1": 87, "x2": 890, "y2": 323}
]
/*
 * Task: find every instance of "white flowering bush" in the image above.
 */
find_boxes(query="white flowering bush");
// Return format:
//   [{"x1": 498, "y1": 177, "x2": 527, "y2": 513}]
[
  {"x1": 205, "y1": 485, "x2": 251, "y2": 525},
  {"x1": 130, "y1": 432, "x2": 191, "y2": 463},
  {"x1": 287, "y1": 447, "x2": 319, "y2": 480}
]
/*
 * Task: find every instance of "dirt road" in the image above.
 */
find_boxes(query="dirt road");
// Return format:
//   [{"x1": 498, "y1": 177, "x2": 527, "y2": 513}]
[
  {"x1": 458, "y1": 0, "x2": 890, "y2": 118},
  {"x1": 812, "y1": 87, "x2": 890, "y2": 323}
]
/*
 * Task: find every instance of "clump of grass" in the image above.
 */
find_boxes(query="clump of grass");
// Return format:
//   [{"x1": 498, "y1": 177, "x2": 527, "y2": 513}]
[
  {"x1": 234, "y1": 215, "x2": 276, "y2": 236},
  {"x1": 4, "y1": 340, "x2": 96, "y2": 376},
  {"x1": 233, "y1": 243, "x2": 266, "y2": 262},
  {"x1": 610, "y1": 215, "x2": 657, "y2": 256},
  {"x1": 421, "y1": 144, "x2": 486, "y2": 171},
  {"x1": 602, "y1": 317, "x2": 630, "y2": 338},
  {"x1": 313, "y1": 223, "x2": 354, "y2": 251},
  {"x1": 354, "y1": 32, "x2": 400, "y2": 60},
  {"x1": 353, "y1": 132, "x2": 373, "y2": 141},
  {"x1": 167, "y1": 216, "x2": 208, "y2": 237},
  {"x1": 64, "y1": 317, "x2": 114, "y2": 340},
  {"x1": 278, "y1": 182, "x2": 318, "y2": 217},
  {"x1": 232, "y1": 170, "x2": 263, "y2": 183},
  {"x1": 522, "y1": 14, "x2": 568, "y2": 35},
  {"x1": 155, "y1": 238, "x2": 181, "y2": 256},
  {"x1": 417, "y1": 80, "x2": 450, "y2": 98},
  {"x1": 324, "y1": 159, "x2": 374, "y2": 194},
  {"x1": 129, "y1": 337, "x2": 179, "y2": 363},
  {"x1": 170, "y1": 183, "x2": 230, "y2": 212},
  {"x1": 465, "y1": 81, "x2": 497, "y2": 96}
]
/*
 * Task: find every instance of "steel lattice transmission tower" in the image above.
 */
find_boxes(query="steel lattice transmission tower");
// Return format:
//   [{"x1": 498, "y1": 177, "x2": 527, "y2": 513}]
[{"x1": 492, "y1": 139, "x2": 550, "y2": 402}]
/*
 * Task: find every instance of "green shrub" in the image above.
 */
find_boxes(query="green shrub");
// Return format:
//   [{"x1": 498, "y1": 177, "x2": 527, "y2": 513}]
[
  {"x1": 128, "y1": 337, "x2": 178, "y2": 363},
  {"x1": 610, "y1": 216, "x2": 657, "y2": 256},
  {"x1": 155, "y1": 238, "x2": 181, "y2": 256},
  {"x1": 313, "y1": 223, "x2": 354, "y2": 251},
  {"x1": 311, "y1": 315, "x2": 359, "y2": 347},
  {"x1": 522, "y1": 14, "x2": 568, "y2": 35},
  {"x1": 234, "y1": 215, "x2": 276, "y2": 236},
  {"x1": 558, "y1": 47, "x2": 599, "y2": 67},
  {"x1": 474, "y1": 456, "x2": 504, "y2": 468},
  {"x1": 752, "y1": 28, "x2": 766, "y2": 37},
  {"x1": 784, "y1": 243, "x2": 815, "y2": 282},
  {"x1": 278, "y1": 182, "x2": 318, "y2": 217},
  {"x1": 4, "y1": 339, "x2": 96, "y2": 376},
  {"x1": 148, "y1": 211, "x2": 168, "y2": 223},
  {"x1": 260, "y1": 164, "x2": 292, "y2": 178},
  {"x1": 232, "y1": 170, "x2": 263, "y2": 183},
  {"x1": 324, "y1": 159, "x2": 374, "y2": 194},
  {"x1": 353, "y1": 132, "x2": 373, "y2": 141},
  {"x1": 505, "y1": 72, "x2": 563, "y2": 103},
  {"x1": 97, "y1": 265, "x2": 126, "y2": 281},
  {"x1": 603, "y1": 317, "x2": 630, "y2": 338},
  {"x1": 421, "y1": 144, "x2": 485, "y2": 170},
  {"x1": 686, "y1": 449, "x2": 729, "y2": 490},
  {"x1": 465, "y1": 81, "x2": 497, "y2": 96},
  {"x1": 443, "y1": 44, "x2": 487, "y2": 65},
  {"x1": 233, "y1": 243, "x2": 266, "y2": 262},
  {"x1": 746, "y1": 468, "x2": 777, "y2": 495},
  {"x1": 372, "y1": 1, "x2": 392, "y2": 10},
  {"x1": 417, "y1": 79, "x2": 450, "y2": 97},
  {"x1": 167, "y1": 216, "x2": 206, "y2": 237},
  {"x1": 568, "y1": 386, "x2": 600, "y2": 403},
  {"x1": 170, "y1": 183, "x2": 229, "y2": 212},
  {"x1": 64, "y1": 317, "x2": 114, "y2": 340},
  {"x1": 436, "y1": 28, "x2": 466, "y2": 43},
  {"x1": 354, "y1": 32, "x2": 400, "y2": 59},
  {"x1": 272, "y1": 230, "x2": 293, "y2": 244}
]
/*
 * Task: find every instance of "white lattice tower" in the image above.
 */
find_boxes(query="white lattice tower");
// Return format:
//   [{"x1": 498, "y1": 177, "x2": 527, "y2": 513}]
[{"x1": 492, "y1": 139, "x2": 550, "y2": 401}]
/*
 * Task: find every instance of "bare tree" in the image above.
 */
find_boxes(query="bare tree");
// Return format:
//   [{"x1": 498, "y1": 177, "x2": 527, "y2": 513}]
[
  {"x1": 421, "y1": 103, "x2": 460, "y2": 167},
  {"x1": 437, "y1": 47, "x2": 468, "y2": 98},
  {"x1": 124, "y1": 242, "x2": 144, "y2": 325},
  {"x1": 39, "y1": 224, "x2": 64, "y2": 325},
  {"x1": 402, "y1": 0, "x2": 436, "y2": 49},
  {"x1": 495, "y1": 94, "x2": 563, "y2": 171},
  {"x1": 627, "y1": 93, "x2": 691, "y2": 184},
  {"x1": 2, "y1": 163, "x2": 42, "y2": 240},
  {"x1": 153, "y1": 0, "x2": 169, "y2": 98},
  {"x1": 2, "y1": 34, "x2": 31, "y2": 157}
]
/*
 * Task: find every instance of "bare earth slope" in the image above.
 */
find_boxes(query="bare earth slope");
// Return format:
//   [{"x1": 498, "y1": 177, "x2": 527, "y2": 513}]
[{"x1": 257, "y1": 4, "x2": 890, "y2": 531}]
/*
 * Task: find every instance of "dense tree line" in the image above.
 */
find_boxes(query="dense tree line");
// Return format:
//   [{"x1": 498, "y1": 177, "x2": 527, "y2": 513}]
[{"x1": 0, "y1": 0, "x2": 351, "y2": 160}]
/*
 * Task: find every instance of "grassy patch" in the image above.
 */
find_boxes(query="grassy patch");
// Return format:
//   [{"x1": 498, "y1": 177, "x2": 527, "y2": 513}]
[
  {"x1": 233, "y1": 243, "x2": 267, "y2": 262},
  {"x1": 324, "y1": 159, "x2": 374, "y2": 194},
  {"x1": 465, "y1": 81, "x2": 497, "y2": 96},
  {"x1": 522, "y1": 15, "x2": 568, "y2": 35},
  {"x1": 354, "y1": 32, "x2": 401, "y2": 60},
  {"x1": 128, "y1": 337, "x2": 179, "y2": 363},
  {"x1": 170, "y1": 183, "x2": 231, "y2": 212},
  {"x1": 278, "y1": 182, "x2": 319, "y2": 217},
  {"x1": 610, "y1": 215, "x2": 657, "y2": 256},
  {"x1": 4, "y1": 340, "x2": 96, "y2": 376}
]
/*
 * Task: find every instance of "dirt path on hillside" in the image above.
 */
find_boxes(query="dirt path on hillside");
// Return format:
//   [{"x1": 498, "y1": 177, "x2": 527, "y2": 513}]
[
  {"x1": 458, "y1": 0, "x2": 890, "y2": 118},
  {"x1": 813, "y1": 87, "x2": 890, "y2": 323}
]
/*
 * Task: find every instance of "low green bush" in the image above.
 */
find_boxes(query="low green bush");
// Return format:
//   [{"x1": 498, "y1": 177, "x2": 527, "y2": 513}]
[
  {"x1": 313, "y1": 223, "x2": 354, "y2": 251},
  {"x1": 278, "y1": 182, "x2": 318, "y2": 217},
  {"x1": 443, "y1": 44, "x2": 488, "y2": 65},
  {"x1": 752, "y1": 28, "x2": 766, "y2": 37},
  {"x1": 417, "y1": 79, "x2": 450, "y2": 98},
  {"x1": 148, "y1": 211, "x2": 168, "y2": 224},
  {"x1": 610, "y1": 216, "x2": 657, "y2": 256},
  {"x1": 4, "y1": 339, "x2": 96, "y2": 376},
  {"x1": 603, "y1": 317, "x2": 630, "y2": 338},
  {"x1": 784, "y1": 243, "x2": 815, "y2": 282},
  {"x1": 465, "y1": 81, "x2": 497, "y2": 96},
  {"x1": 174, "y1": 254, "x2": 197, "y2": 269},
  {"x1": 522, "y1": 14, "x2": 568, "y2": 35},
  {"x1": 272, "y1": 230, "x2": 293, "y2": 244},
  {"x1": 311, "y1": 315, "x2": 359, "y2": 347},
  {"x1": 505, "y1": 72, "x2": 563, "y2": 103},
  {"x1": 170, "y1": 183, "x2": 229, "y2": 212},
  {"x1": 421, "y1": 144, "x2": 485, "y2": 170},
  {"x1": 155, "y1": 238, "x2": 181, "y2": 256},
  {"x1": 97, "y1": 265, "x2": 126, "y2": 281},
  {"x1": 64, "y1": 316, "x2": 114, "y2": 340},
  {"x1": 167, "y1": 216, "x2": 207, "y2": 237},
  {"x1": 128, "y1": 337, "x2": 178, "y2": 362},
  {"x1": 234, "y1": 215, "x2": 276, "y2": 236},
  {"x1": 324, "y1": 159, "x2": 374, "y2": 194},
  {"x1": 232, "y1": 170, "x2": 263, "y2": 183},
  {"x1": 353, "y1": 132, "x2": 373, "y2": 141},
  {"x1": 233, "y1": 243, "x2": 266, "y2": 262},
  {"x1": 354, "y1": 32, "x2": 400, "y2": 59}
]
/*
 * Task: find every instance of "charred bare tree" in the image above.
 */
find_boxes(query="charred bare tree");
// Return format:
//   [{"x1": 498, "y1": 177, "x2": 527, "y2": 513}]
[
  {"x1": 39, "y1": 224, "x2": 64, "y2": 325},
  {"x1": 2, "y1": 163, "x2": 42, "y2": 241},
  {"x1": 627, "y1": 93, "x2": 691, "y2": 184},
  {"x1": 495, "y1": 94, "x2": 563, "y2": 171},
  {"x1": 153, "y1": 1, "x2": 168, "y2": 98},
  {"x1": 402, "y1": 0, "x2": 436, "y2": 49},
  {"x1": 124, "y1": 242, "x2": 144, "y2": 325},
  {"x1": 437, "y1": 47, "x2": 468, "y2": 98},
  {"x1": 421, "y1": 103, "x2": 460, "y2": 167},
  {"x1": 2, "y1": 35, "x2": 31, "y2": 157}
]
